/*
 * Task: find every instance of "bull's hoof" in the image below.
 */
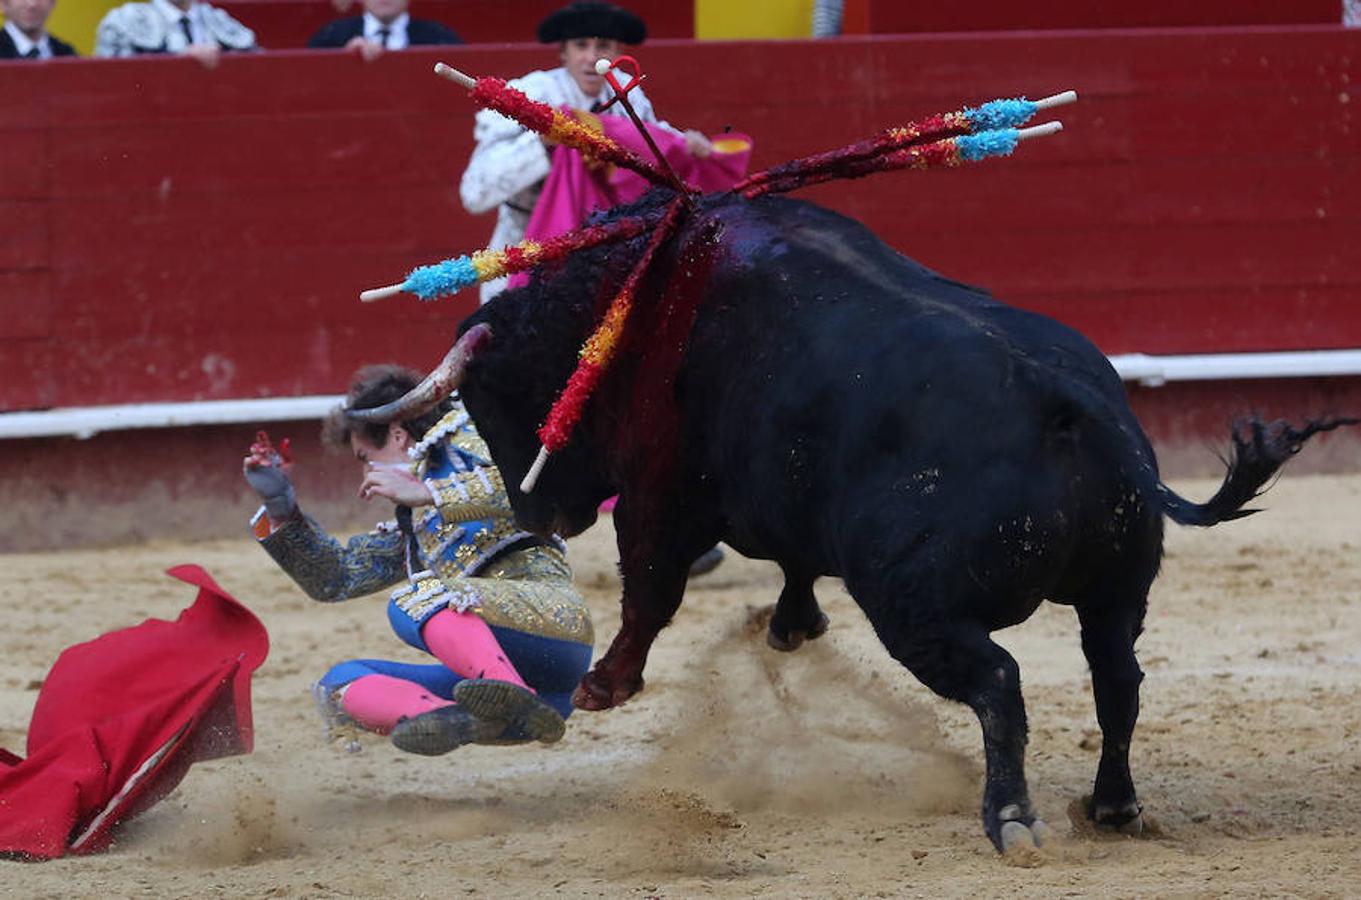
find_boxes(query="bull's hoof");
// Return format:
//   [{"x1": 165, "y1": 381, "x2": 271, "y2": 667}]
[
  {"x1": 1071, "y1": 795, "x2": 1152, "y2": 839},
  {"x1": 989, "y1": 803, "x2": 1049, "y2": 866},
  {"x1": 572, "y1": 670, "x2": 644, "y2": 710},
  {"x1": 766, "y1": 613, "x2": 830, "y2": 652},
  {"x1": 1091, "y1": 799, "x2": 1145, "y2": 836},
  {"x1": 766, "y1": 628, "x2": 805, "y2": 652},
  {"x1": 999, "y1": 820, "x2": 1048, "y2": 867},
  {"x1": 806, "y1": 611, "x2": 830, "y2": 640}
]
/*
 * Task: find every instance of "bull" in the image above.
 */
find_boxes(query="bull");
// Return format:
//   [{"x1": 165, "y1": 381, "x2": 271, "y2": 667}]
[{"x1": 355, "y1": 188, "x2": 1354, "y2": 854}]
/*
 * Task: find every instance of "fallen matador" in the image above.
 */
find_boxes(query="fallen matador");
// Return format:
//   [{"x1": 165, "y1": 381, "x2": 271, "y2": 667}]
[{"x1": 244, "y1": 366, "x2": 593, "y2": 756}]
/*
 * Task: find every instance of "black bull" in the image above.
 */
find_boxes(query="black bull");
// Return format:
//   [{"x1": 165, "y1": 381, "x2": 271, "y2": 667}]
[{"x1": 383, "y1": 191, "x2": 1354, "y2": 852}]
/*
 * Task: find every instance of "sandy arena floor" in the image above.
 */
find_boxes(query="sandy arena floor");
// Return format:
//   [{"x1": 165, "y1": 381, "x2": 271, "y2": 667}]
[{"x1": 2, "y1": 473, "x2": 1359, "y2": 898}]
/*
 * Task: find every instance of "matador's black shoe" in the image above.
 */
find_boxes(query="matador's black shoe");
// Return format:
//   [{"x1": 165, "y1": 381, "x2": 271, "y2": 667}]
[
  {"x1": 452, "y1": 678, "x2": 566, "y2": 744},
  {"x1": 389, "y1": 704, "x2": 504, "y2": 756}
]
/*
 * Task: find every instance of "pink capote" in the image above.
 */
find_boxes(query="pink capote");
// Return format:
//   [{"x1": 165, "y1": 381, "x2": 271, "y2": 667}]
[
  {"x1": 509, "y1": 114, "x2": 753, "y2": 289},
  {"x1": 0, "y1": 565, "x2": 268, "y2": 860}
]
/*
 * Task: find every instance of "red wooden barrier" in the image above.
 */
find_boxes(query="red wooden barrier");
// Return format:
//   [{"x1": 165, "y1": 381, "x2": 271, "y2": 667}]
[
  {"x1": 864, "y1": 0, "x2": 1342, "y2": 32},
  {"x1": 1, "y1": 29, "x2": 1358, "y2": 415},
  {"x1": 213, "y1": 0, "x2": 695, "y2": 48}
]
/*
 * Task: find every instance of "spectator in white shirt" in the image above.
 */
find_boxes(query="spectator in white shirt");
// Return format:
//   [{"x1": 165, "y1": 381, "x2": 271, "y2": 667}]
[
  {"x1": 94, "y1": 0, "x2": 256, "y2": 68},
  {"x1": 459, "y1": 1, "x2": 711, "y2": 304}
]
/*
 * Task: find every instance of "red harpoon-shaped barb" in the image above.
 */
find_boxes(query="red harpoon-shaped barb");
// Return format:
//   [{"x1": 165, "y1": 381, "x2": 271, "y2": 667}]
[
  {"x1": 737, "y1": 110, "x2": 971, "y2": 194},
  {"x1": 521, "y1": 197, "x2": 689, "y2": 492},
  {"x1": 362, "y1": 212, "x2": 663, "y2": 303},
  {"x1": 595, "y1": 56, "x2": 696, "y2": 199},
  {"x1": 435, "y1": 63, "x2": 674, "y2": 192},
  {"x1": 744, "y1": 122, "x2": 1063, "y2": 198},
  {"x1": 376, "y1": 68, "x2": 1074, "y2": 491},
  {"x1": 737, "y1": 92, "x2": 1076, "y2": 197},
  {"x1": 745, "y1": 136, "x2": 964, "y2": 198}
]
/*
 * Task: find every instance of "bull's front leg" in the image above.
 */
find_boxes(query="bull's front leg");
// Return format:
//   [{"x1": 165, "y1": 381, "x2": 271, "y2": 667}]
[
  {"x1": 572, "y1": 500, "x2": 707, "y2": 711},
  {"x1": 572, "y1": 564, "x2": 688, "y2": 709}
]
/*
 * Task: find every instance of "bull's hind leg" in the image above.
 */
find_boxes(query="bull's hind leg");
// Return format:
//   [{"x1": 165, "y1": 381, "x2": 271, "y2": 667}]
[
  {"x1": 1076, "y1": 601, "x2": 1147, "y2": 834},
  {"x1": 766, "y1": 569, "x2": 829, "y2": 652},
  {"x1": 883, "y1": 620, "x2": 1045, "y2": 854}
]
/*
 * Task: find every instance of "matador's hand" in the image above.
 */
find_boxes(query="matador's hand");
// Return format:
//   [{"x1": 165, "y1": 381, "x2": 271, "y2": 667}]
[
  {"x1": 359, "y1": 462, "x2": 435, "y2": 508},
  {"x1": 243, "y1": 430, "x2": 298, "y2": 521},
  {"x1": 682, "y1": 129, "x2": 713, "y2": 158}
]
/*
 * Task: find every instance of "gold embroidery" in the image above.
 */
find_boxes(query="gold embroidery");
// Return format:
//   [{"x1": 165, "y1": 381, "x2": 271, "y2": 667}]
[{"x1": 260, "y1": 515, "x2": 405, "y2": 602}]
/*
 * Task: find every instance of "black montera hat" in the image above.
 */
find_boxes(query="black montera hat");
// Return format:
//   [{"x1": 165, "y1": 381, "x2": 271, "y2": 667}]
[{"x1": 536, "y1": 2, "x2": 647, "y2": 45}]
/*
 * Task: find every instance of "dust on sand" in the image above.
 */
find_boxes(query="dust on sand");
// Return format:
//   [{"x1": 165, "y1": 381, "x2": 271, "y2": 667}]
[{"x1": 1, "y1": 474, "x2": 1359, "y2": 897}]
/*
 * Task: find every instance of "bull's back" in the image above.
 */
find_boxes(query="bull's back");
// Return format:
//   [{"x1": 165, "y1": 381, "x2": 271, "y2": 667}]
[{"x1": 679, "y1": 195, "x2": 1154, "y2": 572}]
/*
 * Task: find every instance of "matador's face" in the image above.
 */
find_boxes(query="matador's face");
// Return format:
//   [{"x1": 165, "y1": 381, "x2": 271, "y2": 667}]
[{"x1": 350, "y1": 427, "x2": 412, "y2": 471}]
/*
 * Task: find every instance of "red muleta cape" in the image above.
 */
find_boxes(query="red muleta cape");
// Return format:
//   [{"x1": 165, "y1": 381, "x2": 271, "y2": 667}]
[{"x1": 0, "y1": 565, "x2": 268, "y2": 860}]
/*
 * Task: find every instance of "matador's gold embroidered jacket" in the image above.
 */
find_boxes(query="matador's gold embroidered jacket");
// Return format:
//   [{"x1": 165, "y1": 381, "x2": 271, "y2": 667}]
[{"x1": 251, "y1": 403, "x2": 591, "y2": 645}]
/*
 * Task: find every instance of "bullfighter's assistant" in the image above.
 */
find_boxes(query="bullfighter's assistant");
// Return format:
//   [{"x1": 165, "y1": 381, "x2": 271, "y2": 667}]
[
  {"x1": 243, "y1": 365, "x2": 593, "y2": 755},
  {"x1": 458, "y1": 0, "x2": 711, "y2": 305}
]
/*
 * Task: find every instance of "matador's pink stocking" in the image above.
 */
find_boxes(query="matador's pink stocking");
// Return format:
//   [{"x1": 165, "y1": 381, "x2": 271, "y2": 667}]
[
  {"x1": 421, "y1": 608, "x2": 529, "y2": 689},
  {"x1": 341, "y1": 674, "x2": 452, "y2": 734}
]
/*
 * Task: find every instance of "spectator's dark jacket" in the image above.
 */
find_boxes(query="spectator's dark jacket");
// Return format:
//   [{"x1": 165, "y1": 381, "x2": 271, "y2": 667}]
[
  {"x1": 0, "y1": 30, "x2": 78, "y2": 59},
  {"x1": 307, "y1": 17, "x2": 462, "y2": 48}
]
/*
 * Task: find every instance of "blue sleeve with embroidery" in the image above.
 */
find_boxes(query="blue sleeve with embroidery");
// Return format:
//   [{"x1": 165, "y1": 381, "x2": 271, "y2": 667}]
[{"x1": 258, "y1": 514, "x2": 407, "y2": 602}]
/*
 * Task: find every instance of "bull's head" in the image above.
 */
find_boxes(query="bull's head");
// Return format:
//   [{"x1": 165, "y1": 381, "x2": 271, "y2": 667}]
[
  {"x1": 354, "y1": 278, "x2": 617, "y2": 539},
  {"x1": 454, "y1": 288, "x2": 618, "y2": 539}
]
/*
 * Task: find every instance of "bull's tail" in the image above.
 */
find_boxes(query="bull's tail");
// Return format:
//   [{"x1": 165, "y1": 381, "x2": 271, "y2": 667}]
[{"x1": 1156, "y1": 416, "x2": 1359, "y2": 527}]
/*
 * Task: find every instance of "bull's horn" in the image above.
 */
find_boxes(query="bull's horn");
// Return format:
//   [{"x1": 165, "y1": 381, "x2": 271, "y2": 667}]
[{"x1": 346, "y1": 324, "x2": 493, "y2": 425}]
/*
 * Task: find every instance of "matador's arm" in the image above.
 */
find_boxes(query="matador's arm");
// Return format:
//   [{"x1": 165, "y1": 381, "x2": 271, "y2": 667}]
[{"x1": 255, "y1": 513, "x2": 407, "y2": 602}]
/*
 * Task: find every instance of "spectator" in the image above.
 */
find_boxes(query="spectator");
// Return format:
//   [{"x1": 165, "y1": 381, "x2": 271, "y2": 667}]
[
  {"x1": 459, "y1": 1, "x2": 711, "y2": 304},
  {"x1": 0, "y1": 0, "x2": 76, "y2": 59},
  {"x1": 94, "y1": 1, "x2": 256, "y2": 67},
  {"x1": 1346, "y1": 0, "x2": 1359, "y2": 26},
  {"x1": 308, "y1": 0, "x2": 461, "y2": 62}
]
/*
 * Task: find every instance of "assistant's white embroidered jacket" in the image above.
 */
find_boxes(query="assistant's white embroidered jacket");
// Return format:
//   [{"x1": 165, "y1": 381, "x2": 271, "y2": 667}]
[{"x1": 458, "y1": 66, "x2": 677, "y2": 303}]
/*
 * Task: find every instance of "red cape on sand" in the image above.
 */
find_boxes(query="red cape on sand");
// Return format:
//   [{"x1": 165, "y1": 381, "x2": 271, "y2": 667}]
[{"x1": 0, "y1": 565, "x2": 268, "y2": 860}]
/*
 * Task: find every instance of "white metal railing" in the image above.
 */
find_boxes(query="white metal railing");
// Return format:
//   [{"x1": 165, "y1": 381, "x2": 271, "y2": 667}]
[
  {"x1": 1107, "y1": 350, "x2": 1361, "y2": 388},
  {"x1": 0, "y1": 395, "x2": 344, "y2": 440},
  {"x1": 2, "y1": 349, "x2": 1360, "y2": 440}
]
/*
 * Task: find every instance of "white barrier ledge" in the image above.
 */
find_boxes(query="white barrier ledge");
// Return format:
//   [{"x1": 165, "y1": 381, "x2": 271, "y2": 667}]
[
  {"x1": 1, "y1": 348, "x2": 1360, "y2": 440},
  {"x1": 1108, "y1": 349, "x2": 1361, "y2": 387},
  {"x1": 0, "y1": 395, "x2": 344, "y2": 440}
]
